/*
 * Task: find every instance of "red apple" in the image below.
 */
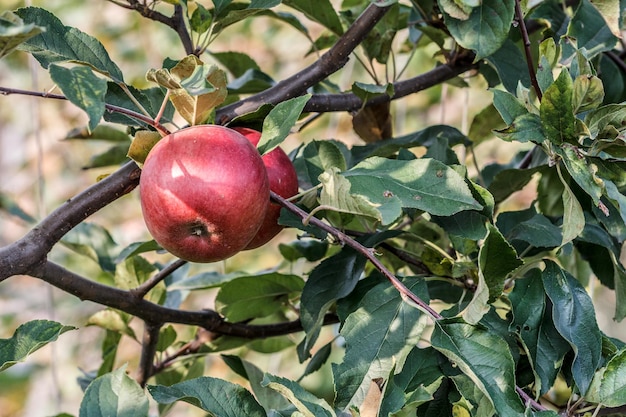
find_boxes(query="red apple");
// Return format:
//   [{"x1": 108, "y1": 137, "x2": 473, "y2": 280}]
[
  {"x1": 232, "y1": 127, "x2": 299, "y2": 249},
  {"x1": 139, "y1": 125, "x2": 270, "y2": 262}
]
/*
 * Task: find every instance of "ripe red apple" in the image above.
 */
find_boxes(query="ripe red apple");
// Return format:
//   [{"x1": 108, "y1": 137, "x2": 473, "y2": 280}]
[
  {"x1": 232, "y1": 127, "x2": 299, "y2": 249},
  {"x1": 139, "y1": 125, "x2": 270, "y2": 263}
]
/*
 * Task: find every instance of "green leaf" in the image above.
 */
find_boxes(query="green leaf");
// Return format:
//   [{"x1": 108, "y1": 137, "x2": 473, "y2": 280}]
[
  {"x1": 215, "y1": 273, "x2": 305, "y2": 322},
  {"x1": 494, "y1": 113, "x2": 545, "y2": 144},
  {"x1": 262, "y1": 374, "x2": 336, "y2": 417},
  {"x1": 299, "y1": 340, "x2": 332, "y2": 381},
  {"x1": 189, "y1": 3, "x2": 212, "y2": 33},
  {"x1": 87, "y1": 309, "x2": 137, "y2": 340},
  {"x1": 295, "y1": 140, "x2": 348, "y2": 188},
  {"x1": 431, "y1": 318, "x2": 525, "y2": 415},
  {"x1": 318, "y1": 168, "x2": 385, "y2": 223},
  {"x1": 467, "y1": 103, "x2": 505, "y2": 145},
  {"x1": 221, "y1": 355, "x2": 291, "y2": 411},
  {"x1": 65, "y1": 125, "x2": 131, "y2": 142},
  {"x1": 542, "y1": 261, "x2": 602, "y2": 395},
  {"x1": 79, "y1": 365, "x2": 149, "y2": 417},
  {"x1": 350, "y1": 125, "x2": 470, "y2": 164},
  {"x1": 333, "y1": 278, "x2": 428, "y2": 409},
  {"x1": 211, "y1": 51, "x2": 261, "y2": 78},
  {"x1": 49, "y1": 64, "x2": 107, "y2": 131},
  {"x1": 343, "y1": 157, "x2": 482, "y2": 219},
  {"x1": 557, "y1": 146, "x2": 604, "y2": 207},
  {"x1": 299, "y1": 247, "x2": 367, "y2": 360},
  {"x1": 61, "y1": 222, "x2": 118, "y2": 273},
  {"x1": 587, "y1": 348, "x2": 626, "y2": 407},
  {"x1": 148, "y1": 377, "x2": 266, "y2": 416},
  {"x1": 487, "y1": 166, "x2": 544, "y2": 204},
  {"x1": 585, "y1": 104, "x2": 626, "y2": 140},
  {"x1": 282, "y1": 0, "x2": 343, "y2": 35},
  {"x1": 441, "y1": 0, "x2": 515, "y2": 60},
  {"x1": 0, "y1": 193, "x2": 36, "y2": 223},
  {"x1": 103, "y1": 83, "x2": 174, "y2": 128},
  {"x1": 463, "y1": 224, "x2": 522, "y2": 324},
  {"x1": 115, "y1": 240, "x2": 161, "y2": 262},
  {"x1": 540, "y1": 69, "x2": 577, "y2": 145},
  {"x1": 509, "y1": 269, "x2": 547, "y2": 393},
  {"x1": 351, "y1": 81, "x2": 394, "y2": 103},
  {"x1": 0, "y1": 320, "x2": 75, "y2": 372},
  {"x1": 379, "y1": 346, "x2": 443, "y2": 416},
  {"x1": 497, "y1": 211, "x2": 562, "y2": 249},
  {"x1": 566, "y1": 0, "x2": 619, "y2": 59},
  {"x1": 560, "y1": 178, "x2": 585, "y2": 245},
  {"x1": 484, "y1": 38, "x2": 532, "y2": 92},
  {"x1": 257, "y1": 94, "x2": 311, "y2": 155},
  {"x1": 572, "y1": 75, "x2": 604, "y2": 114},
  {"x1": 15, "y1": 7, "x2": 124, "y2": 82},
  {"x1": 0, "y1": 10, "x2": 45, "y2": 59}
]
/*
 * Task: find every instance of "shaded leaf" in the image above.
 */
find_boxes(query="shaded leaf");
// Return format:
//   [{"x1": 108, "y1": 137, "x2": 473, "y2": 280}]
[
  {"x1": 148, "y1": 377, "x2": 266, "y2": 416},
  {"x1": 49, "y1": 64, "x2": 107, "y2": 131},
  {"x1": 431, "y1": 318, "x2": 525, "y2": 415},
  {"x1": 215, "y1": 273, "x2": 305, "y2": 322},
  {"x1": 542, "y1": 261, "x2": 602, "y2": 395},
  {"x1": 282, "y1": 0, "x2": 343, "y2": 35}
]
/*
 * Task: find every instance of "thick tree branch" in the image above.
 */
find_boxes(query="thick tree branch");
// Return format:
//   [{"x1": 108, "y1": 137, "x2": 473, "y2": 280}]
[
  {"x1": 0, "y1": 162, "x2": 141, "y2": 281},
  {"x1": 109, "y1": 1, "x2": 195, "y2": 55},
  {"x1": 138, "y1": 321, "x2": 161, "y2": 387},
  {"x1": 303, "y1": 51, "x2": 477, "y2": 114},
  {"x1": 215, "y1": 3, "x2": 392, "y2": 124},
  {"x1": 29, "y1": 260, "x2": 339, "y2": 337}
]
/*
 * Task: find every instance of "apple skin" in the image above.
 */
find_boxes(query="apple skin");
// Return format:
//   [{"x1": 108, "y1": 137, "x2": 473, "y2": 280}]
[
  {"x1": 232, "y1": 127, "x2": 299, "y2": 249},
  {"x1": 139, "y1": 125, "x2": 270, "y2": 262}
]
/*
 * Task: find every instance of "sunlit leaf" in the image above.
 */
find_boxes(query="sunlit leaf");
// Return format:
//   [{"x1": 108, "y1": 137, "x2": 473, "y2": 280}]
[
  {"x1": 0, "y1": 320, "x2": 75, "y2": 372},
  {"x1": 80, "y1": 365, "x2": 149, "y2": 417},
  {"x1": 257, "y1": 94, "x2": 311, "y2": 155},
  {"x1": 344, "y1": 157, "x2": 482, "y2": 219},
  {"x1": 540, "y1": 69, "x2": 577, "y2": 145},
  {"x1": 262, "y1": 374, "x2": 336, "y2": 417},
  {"x1": 333, "y1": 278, "x2": 428, "y2": 409},
  {"x1": 0, "y1": 11, "x2": 45, "y2": 59},
  {"x1": 16, "y1": 7, "x2": 124, "y2": 81},
  {"x1": 441, "y1": 0, "x2": 515, "y2": 60}
]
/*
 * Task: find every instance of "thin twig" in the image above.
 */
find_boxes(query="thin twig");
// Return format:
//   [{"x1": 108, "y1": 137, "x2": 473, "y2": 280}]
[
  {"x1": 514, "y1": 0, "x2": 542, "y2": 101},
  {"x1": 0, "y1": 86, "x2": 170, "y2": 135},
  {"x1": 131, "y1": 259, "x2": 187, "y2": 299},
  {"x1": 215, "y1": 3, "x2": 392, "y2": 124},
  {"x1": 270, "y1": 191, "x2": 442, "y2": 319}
]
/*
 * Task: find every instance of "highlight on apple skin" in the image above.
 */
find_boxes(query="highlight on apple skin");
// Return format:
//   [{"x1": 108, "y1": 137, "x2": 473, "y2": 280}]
[
  {"x1": 139, "y1": 125, "x2": 270, "y2": 263},
  {"x1": 232, "y1": 127, "x2": 299, "y2": 249}
]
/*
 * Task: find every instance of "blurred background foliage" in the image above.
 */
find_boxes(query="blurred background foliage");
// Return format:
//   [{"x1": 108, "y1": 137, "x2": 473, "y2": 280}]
[{"x1": 2, "y1": 1, "x2": 622, "y2": 416}]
